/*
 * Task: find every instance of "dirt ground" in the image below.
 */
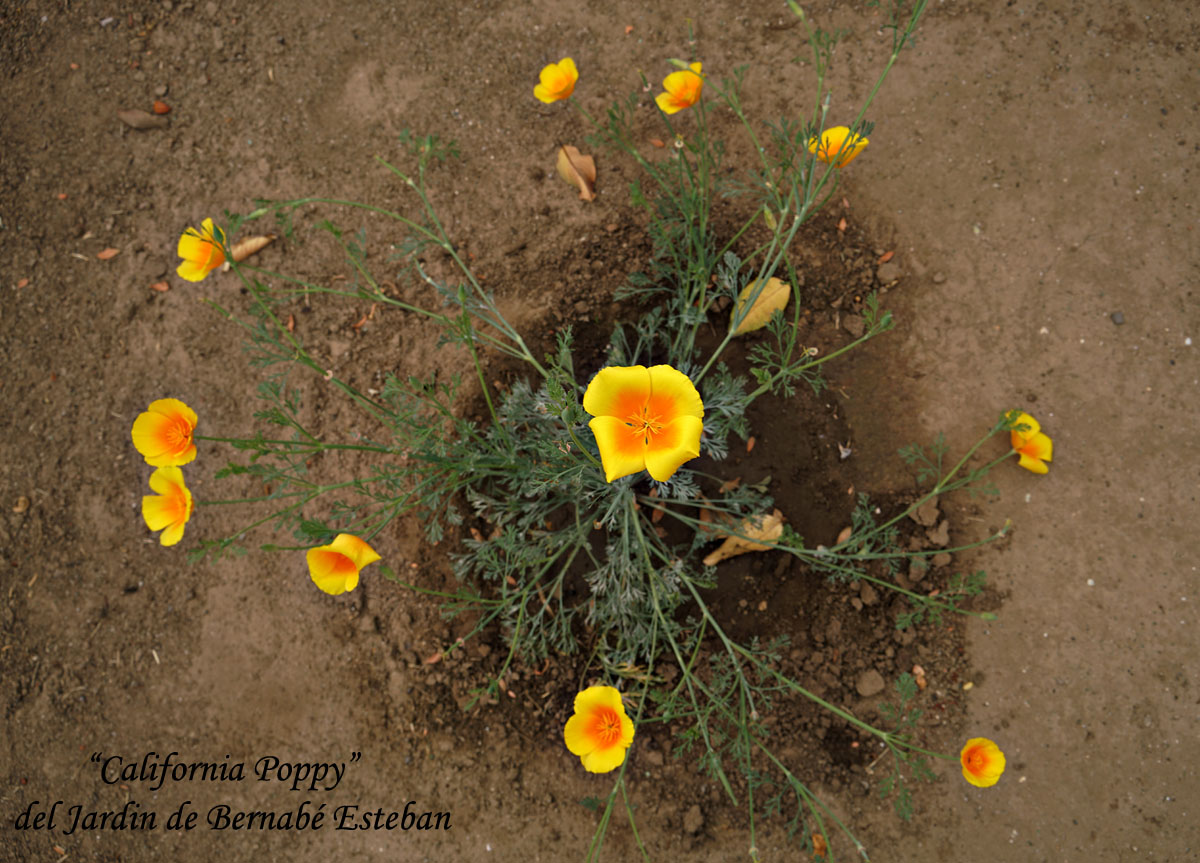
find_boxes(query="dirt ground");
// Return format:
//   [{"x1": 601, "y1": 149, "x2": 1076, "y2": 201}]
[{"x1": 2, "y1": 1, "x2": 1197, "y2": 861}]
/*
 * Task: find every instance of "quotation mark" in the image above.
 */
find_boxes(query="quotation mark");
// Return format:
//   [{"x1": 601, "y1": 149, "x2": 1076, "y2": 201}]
[
  {"x1": 90, "y1": 752, "x2": 103, "y2": 763},
  {"x1": 350, "y1": 752, "x2": 362, "y2": 762}
]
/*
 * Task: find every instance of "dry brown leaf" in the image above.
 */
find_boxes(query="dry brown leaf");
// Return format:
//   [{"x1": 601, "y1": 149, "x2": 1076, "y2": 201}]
[
  {"x1": 286, "y1": 313, "x2": 295, "y2": 332},
  {"x1": 812, "y1": 832, "x2": 828, "y2": 858},
  {"x1": 746, "y1": 436, "x2": 756, "y2": 453},
  {"x1": 650, "y1": 138, "x2": 666, "y2": 148},
  {"x1": 702, "y1": 509, "x2": 785, "y2": 566},
  {"x1": 730, "y1": 276, "x2": 791, "y2": 336},
  {"x1": 149, "y1": 281, "x2": 169, "y2": 292},
  {"x1": 96, "y1": 247, "x2": 120, "y2": 260},
  {"x1": 117, "y1": 108, "x2": 168, "y2": 130},
  {"x1": 13, "y1": 496, "x2": 30, "y2": 514},
  {"x1": 718, "y1": 476, "x2": 741, "y2": 493},
  {"x1": 424, "y1": 652, "x2": 442, "y2": 665},
  {"x1": 230, "y1": 233, "x2": 276, "y2": 263},
  {"x1": 152, "y1": 100, "x2": 170, "y2": 115},
  {"x1": 16, "y1": 278, "x2": 29, "y2": 289},
  {"x1": 836, "y1": 525, "x2": 852, "y2": 544},
  {"x1": 878, "y1": 250, "x2": 895, "y2": 263},
  {"x1": 555, "y1": 145, "x2": 597, "y2": 201},
  {"x1": 837, "y1": 216, "x2": 848, "y2": 233}
]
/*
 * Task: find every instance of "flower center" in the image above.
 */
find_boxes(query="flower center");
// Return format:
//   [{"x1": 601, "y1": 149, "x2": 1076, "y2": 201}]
[
  {"x1": 167, "y1": 417, "x2": 192, "y2": 450},
  {"x1": 593, "y1": 707, "x2": 621, "y2": 747},
  {"x1": 626, "y1": 406, "x2": 664, "y2": 445},
  {"x1": 967, "y1": 749, "x2": 987, "y2": 771}
]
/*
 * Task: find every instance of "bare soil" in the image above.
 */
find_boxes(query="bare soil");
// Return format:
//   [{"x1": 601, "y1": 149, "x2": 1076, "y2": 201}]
[{"x1": 2, "y1": 2, "x2": 1197, "y2": 862}]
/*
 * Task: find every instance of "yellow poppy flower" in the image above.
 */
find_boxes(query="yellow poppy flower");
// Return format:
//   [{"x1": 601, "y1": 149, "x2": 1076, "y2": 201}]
[
  {"x1": 583, "y1": 364, "x2": 704, "y2": 483},
  {"x1": 142, "y1": 466, "x2": 194, "y2": 547},
  {"x1": 131, "y1": 398, "x2": 198, "y2": 467},
  {"x1": 655, "y1": 62, "x2": 704, "y2": 115},
  {"x1": 960, "y1": 737, "x2": 1006, "y2": 788},
  {"x1": 306, "y1": 533, "x2": 381, "y2": 595},
  {"x1": 807, "y1": 126, "x2": 869, "y2": 167},
  {"x1": 176, "y1": 218, "x2": 226, "y2": 282},
  {"x1": 563, "y1": 685, "x2": 635, "y2": 773},
  {"x1": 534, "y1": 57, "x2": 578, "y2": 103},
  {"x1": 1010, "y1": 411, "x2": 1053, "y2": 474}
]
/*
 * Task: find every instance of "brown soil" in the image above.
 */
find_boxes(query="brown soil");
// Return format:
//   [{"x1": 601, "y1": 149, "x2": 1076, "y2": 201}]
[{"x1": 2, "y1": 2, "x2": 1197, "y2": 863}]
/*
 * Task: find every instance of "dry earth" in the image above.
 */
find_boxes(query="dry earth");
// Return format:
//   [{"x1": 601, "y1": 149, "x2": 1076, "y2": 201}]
[{"x1": 1, "y1": 1, "x2": 1197, "y2": 862}]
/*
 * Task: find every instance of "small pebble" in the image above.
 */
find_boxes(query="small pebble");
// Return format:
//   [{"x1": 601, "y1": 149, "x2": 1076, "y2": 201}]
[
  {"x1": 1110, "y1": 312, "x2": 1125, "y2": 325},
  {"x1": 154, "y1": 84, "x2": 168, "y2": 97}
]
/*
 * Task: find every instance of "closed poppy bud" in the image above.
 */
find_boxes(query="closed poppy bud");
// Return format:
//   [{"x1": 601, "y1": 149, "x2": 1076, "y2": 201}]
[
  {"x1": 808, "y1": 126, "x2": 869, "y2": 167},
  {"x1": 306, "y1": 533, "x2": 382, "y2": 595},
  {"x1": 176, "y1": 218, "x2": 226, "y2": 282}
]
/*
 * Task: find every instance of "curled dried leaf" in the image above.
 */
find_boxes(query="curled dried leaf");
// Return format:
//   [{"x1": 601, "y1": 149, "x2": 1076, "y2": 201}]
[
  {"x1": 230, "y1": 234, "x2": 276, "y2": 263},
  {"x1": 730, "y1": 277, "x2": 791, "y2": 336},
  {"x1": 117, "y1": 108, "x2": 168, "y2": 130},
  {"x1": 702, "y1": 509, "x2": 785, "y2": 566},
  {"x1": 96, "y1": 247, "x2": 120, "y2": 260},
  {"x1": 555, "y1": 145, "x2": 596, "y2": 201}
]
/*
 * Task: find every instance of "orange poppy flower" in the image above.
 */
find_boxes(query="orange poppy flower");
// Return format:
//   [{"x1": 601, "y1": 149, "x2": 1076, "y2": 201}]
[
  {"x1": 960, "y1": 737, "x2": 1006, "y2": 788},
  {"x1": 655, "y1": 62, "x2": 704, "y2": 115},
  {"x1": 583, "y1": 364, "x2": 704, "y2": 483},
  {"x1": 534, "y1": 57, "x2": 578, "y2": 103},
  {"x1": 306, "y1": 533, "x2": 381, "y2": 595},
  {"x1": 1010, "y1": 411, "x2": 1053, "y2": 474},
  {"x1": 176, "y1": 218, "x2": 226, "y2": 282},
  {"x1": 807, "y1": 126, "x2": 869, "y2": 167},
  {"x1": 563, "y1": 685, "x2": 635, "y2": 773},
  {"x1": 131, "y1": 398, "x2": 198, "y2": 467},
  {"x1": 141, "y1": 466, "x2": 194, "y2": 547}
]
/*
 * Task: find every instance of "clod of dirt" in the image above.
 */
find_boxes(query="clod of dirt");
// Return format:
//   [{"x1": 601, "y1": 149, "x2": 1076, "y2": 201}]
[
  {"x1": 841, "y1": 314, "x2": 865, "y2": 337},
  {"x1": 1111, "y1": 311, "x2": 1125, "y2": 325},
  {"x1": 931, "y1": 552, "x2": 952, "y2": 568},
  {"x1": 876, "y1": 260, "x2": 902, "y2": 283},
  {"x1": 858, "y1": 581, "x2": 878, "y2": 606},
  {"x1": 856, "y1": 669, "x2": 885, "y2": 697},
  {"x1": 926, "y1": 519, "x2": 950, "y2": 546},
  {"x1": 683, "y1": 804, "x2": 704, "y2": 834},
  {"x1": 117, "y1": 109, "x2": 169, "y2": 130},
  {"x1": 911, "y1": 497, "x2": 940, "y2": 527}
]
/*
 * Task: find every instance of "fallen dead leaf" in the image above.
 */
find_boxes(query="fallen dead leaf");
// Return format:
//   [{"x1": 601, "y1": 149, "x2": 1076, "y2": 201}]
[
  {"x1": 69, "y1": 63, "x2": 79, "y2": 70},
  {"x1": 730, "y1": 276, "x2": 791, "y2": 336},
  {"x1": 837, "y1": 217, "x2": 848, "y2": 233},
  {"x1": 286, "y1": 314, "x2": 295, "y2": 332},
  {"x1": 16, "y1": 278, "x2": 29, "y2": 289},
  {"x1": 650, "y1": 138, "x2": 666, "y2": 148},
  {"x1": 702, "y1": 509, "x2": 785, "y2": 566},
  {"x1": 555, "y1": 145, "x2": 597, "y2": 201},
  {"x1": 912, "y1": 664, "x2": 928, "y2": 690},
  {"x1": 812, "y1": 833, "x2": 827, "y2": 858},
  {"x1": 230, "y1": 233, "x2": 276, "y2": 263},
  {"x1": 878, "y1": 250, "x2": 895, "y2": 263},
  {"x1": 718, "y1": 476, "x2": 741, "y2": 494},
  {"x1": 96, "y1": 248, "x2": 120, "y2": 260},
  {"x1": 13, "y1": 496, "x2": 30, "y2": 514},
  {"x1": 149, "y1": 281, "x2": 169, "y2": 292},
  {"x1": 746, "y1": 436, "x2": 756, "y2": 453},
  {"x1": 624, "y1": 24, "x2": 634, "y2": 34},
  {"x1": 152, "y1": 100, "x2": 170, "y2": 115},
  {"x1": 836, "y1": 526, "x2": 852, "y2": 544},
  {"x1": 117, "y1": 108, "x2": 169, "y2": 130},
  {"x1": 424, "y1": 652, "x2": 443, "y2": 665},
  {"x1": 56, "y1": 193, "x2": 67, "y2": 200}
]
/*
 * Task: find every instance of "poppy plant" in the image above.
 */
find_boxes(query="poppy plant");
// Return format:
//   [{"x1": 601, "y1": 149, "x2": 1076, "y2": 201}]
[
  {"x1": 655, "y1": 62, "x2": 704, "y2": 115},
  {"x1": 563, "y1": 685, "x2": 635, "y2": 773},
  {"x1": 141, "y1": 466, "x2": 194, "y2": 547},
  {"x1": 808, "y1": 125, "x2": 869, "y2": 167},
  {"x1": 1010, "y1": 411, "x2": 1053, "y2": 474},
  {"x1": 534, "y1": 57, "x2": 578, "y2": 103},
  {"x1": 131, "y1": 398, "x2": 198, "y2": 467},
  {"x1": 176, "y1": 218, "x2": 226, "y2": 282},
  {"x1": 583, "y1": 364, "x2": 704, "y2": 483},
  {"x1": 960, "y1": 737, "x2": 1006, "y2": 788},
  {"x1": 305, "y1": 533, "x2": 381, "y2": 595}
]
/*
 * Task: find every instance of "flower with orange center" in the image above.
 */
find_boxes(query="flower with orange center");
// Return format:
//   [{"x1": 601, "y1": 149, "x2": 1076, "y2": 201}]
[
  {"x1": 655, "y1": 62, "x2": 704, "y2": 115},
  {"x1": 1010, "y1": 410, "x2": 1053, "y2": 474},
  {"x1": 563, "y1": 685, "x2": 635, "y2": 773},
  {"x1": 306, "y1": 533, "x2": 381, "y2": 595},
  {"x1": 807, "y1": 125, "x2": 870, "y2": 167},
  {"x1": 131, "y1": 398, "x2": 198, "y2": 467},
  {"x1": 583, "y1": 364, "x2": 704, "y2": 483},
  {"x1": 176, "y1": 218, "x2": 226, "y2": 282},
  {"x1": 141, "y1": 466, "x2": 194, "y2": 547},
  {"x1": 534, "y1": 57, "x2": 579, "y2": 103},
  {"x1": 960, "y1": 737, "x2": 1006, "y2": 788}
]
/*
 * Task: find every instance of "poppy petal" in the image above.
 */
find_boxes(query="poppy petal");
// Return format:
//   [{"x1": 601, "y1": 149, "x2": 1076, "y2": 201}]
[
  {"x1": 563, "y1": 712, "x2": 597, "y2": 757},
  {"x1": 327, "y1": 533, "x2": 382, "y2": 570},
  {"x1": 646, "y1": 365, "x2": 704, "y2": 419},
  {"x1": 588, "y1": 416, "x2": 647, "y2": 482},
  {"x1": 583, "y1": 366, "x2": 652, "y2": 419},
  {"x1": 643, "y1": 415, "x2": 703, "y2": 481}
]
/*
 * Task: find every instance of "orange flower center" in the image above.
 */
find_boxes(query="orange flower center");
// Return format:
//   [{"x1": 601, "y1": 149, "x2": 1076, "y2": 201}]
[
  {"x1": 165, "y1": 416, "x2": 193, "y2": 452},
  {"x1": 590, "y1": 707, "x2": 622, "y2": 748},
  {"x1": 626, "y1": 405, "x2": 665, "y2": 445},
  {"x1": 966, "y1": 748, "x2": 988, "y2": 773}
]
